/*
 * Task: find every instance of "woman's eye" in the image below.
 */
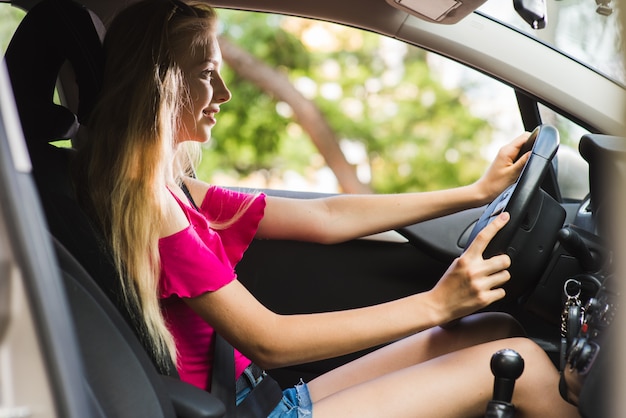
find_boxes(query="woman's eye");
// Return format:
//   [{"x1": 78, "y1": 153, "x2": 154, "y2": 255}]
[{"x1": 202, "y1": 70, "x2": 214, "y2": 79}]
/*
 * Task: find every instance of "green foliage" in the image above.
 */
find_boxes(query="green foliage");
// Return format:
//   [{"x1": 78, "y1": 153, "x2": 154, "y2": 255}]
[
  {"x1": 207, "y1": 10, "x2": 492, "y2": 193},
  {"x1": 221, "y1": 11, "x2": 310, "y2": 70},
  {"x1": 201, "y1": 11, "x2": 310, "y2": 182},
  {"x1": 0, "y1": 5, "x2": 493, "y2": 194},
  {"x1": 0, "y1": 5, "x2": 25, "y2": 54}
]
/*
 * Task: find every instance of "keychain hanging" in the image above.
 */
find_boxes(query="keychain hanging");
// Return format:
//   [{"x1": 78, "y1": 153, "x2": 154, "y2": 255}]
[{"x1": 560, "y1": 278, "x2": 584, "y2": 370}]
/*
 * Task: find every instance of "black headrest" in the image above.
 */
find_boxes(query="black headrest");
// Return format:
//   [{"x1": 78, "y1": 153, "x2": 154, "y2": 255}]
[{"x1": 4, "y1": 0, "x2": 104, "y2": 146}]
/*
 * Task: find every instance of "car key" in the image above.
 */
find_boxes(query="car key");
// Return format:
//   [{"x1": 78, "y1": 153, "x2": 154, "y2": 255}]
[{"x1": 560, "y1": 279, "x2": 583, "y2": 370}]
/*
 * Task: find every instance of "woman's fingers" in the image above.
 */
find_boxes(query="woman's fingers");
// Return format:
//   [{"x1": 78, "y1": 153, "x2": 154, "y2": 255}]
[
  {"x1": 466, "y1": 212, "x2": 510, "y2": 257},
  {"x1": 432, "y1": 212, "x2": 513, "y2": 317},
  {"x1": 478, "y1": 132, "x2": 531, "y2": 200},
  {"x1": 483, "y1": 261, "x2": 511, "y2": 289},
  {"x1": 512, "y1": 131, "x2": 531, "y2": 149},
  {"x1": 465, "y1": 213, "x2": 512, "y2": 302},
  {"x1": 505, "y1": 132, "x2": 530, "y2": 158}
]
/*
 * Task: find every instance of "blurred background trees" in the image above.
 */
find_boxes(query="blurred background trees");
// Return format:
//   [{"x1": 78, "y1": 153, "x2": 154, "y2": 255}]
[
  {"x1": 202, "y1": 10, "x2": 494, "y2": 194},
  {"x1": 0, "y1": 6, "x2": 24, "y2": 53},
  {"x1": 0, "y1": 6, "x2": 519, "y2": 194}
]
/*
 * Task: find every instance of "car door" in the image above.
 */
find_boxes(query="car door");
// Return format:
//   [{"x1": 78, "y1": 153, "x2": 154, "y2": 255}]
[
  {"x1": 0, "y1": 61, "x2": 93, "y2": 418},
  {"x1": 236, "y1": 192, "x2": 475, "y2": 385}
]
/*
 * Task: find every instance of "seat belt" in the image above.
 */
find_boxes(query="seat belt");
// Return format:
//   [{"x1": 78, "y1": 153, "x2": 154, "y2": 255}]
[
  {"x1": 179, "y1": 184, "x2": 237, "y2": 416},
  {"x1": 212, "y1": 334, "x2": 237, "y2": 418},
  {"x1": 181, "y1": 183, "x2": 283, "y2": 417}
]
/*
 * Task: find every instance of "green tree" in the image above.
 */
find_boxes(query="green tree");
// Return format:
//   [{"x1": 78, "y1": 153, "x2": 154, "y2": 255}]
[
  {"x1": 1, "y1": 6, "x2": 493, "y2": 194},
  {"x1": 0, "y1": 5, "x2": 25, "y2": 54},
  {"x1": 206, "y1": 10, "x2": 492, "y2": 193}
]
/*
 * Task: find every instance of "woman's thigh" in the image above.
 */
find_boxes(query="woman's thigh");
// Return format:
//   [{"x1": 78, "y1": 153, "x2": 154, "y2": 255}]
[
  {"x1": 310, "y1": 337, "x2": 577, "y2": 418},
  {"x1": 308, "y1": 311, "x2": 524, "y2": 402}
]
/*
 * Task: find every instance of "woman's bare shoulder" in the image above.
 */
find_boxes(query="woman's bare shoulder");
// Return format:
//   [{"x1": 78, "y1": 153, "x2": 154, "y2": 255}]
[
  {"x1": 181, "y1": 176, "x2": 211, "y2": 205},
  {"x1": 160, "y1": 189, "x2": 192, "y2": 239}
]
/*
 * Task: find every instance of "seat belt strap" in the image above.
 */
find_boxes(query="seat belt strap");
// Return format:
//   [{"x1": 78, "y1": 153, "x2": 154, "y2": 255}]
[
  {"x1": 212, "y1": 334, "x2": 237, "y2": 418},
  {"x1": 181, "y1": 182, "x2": 282, "y2": 417},
  {"x1": 236, "y1": 376, "x2": 283, "y2": 418}
]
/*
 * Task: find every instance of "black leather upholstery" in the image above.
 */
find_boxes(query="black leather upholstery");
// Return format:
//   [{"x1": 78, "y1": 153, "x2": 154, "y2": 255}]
[
  {"x1": 55, "y1": 237, "x2": 226, "y2": 418},
  {"x1": 5, "y1": 0, "x2": 104, "y2": 144}
]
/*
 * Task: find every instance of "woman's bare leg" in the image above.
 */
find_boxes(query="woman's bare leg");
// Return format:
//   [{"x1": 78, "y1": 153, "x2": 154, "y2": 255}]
[
  {"x1": 310, "y1": 337, "x2": 578, "y2": 418},
  {"x1": 309, "y1": 312, "x2": 525, "y2": 401}
]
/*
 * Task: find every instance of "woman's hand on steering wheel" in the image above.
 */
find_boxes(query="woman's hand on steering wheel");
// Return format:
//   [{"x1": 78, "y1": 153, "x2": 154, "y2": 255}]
[
  {"x1": 428, "y1": 212, "x2": 512, "y2": 324},
  {"x1": 474, "y1": 133, "x2": 532, "y2": 205}
]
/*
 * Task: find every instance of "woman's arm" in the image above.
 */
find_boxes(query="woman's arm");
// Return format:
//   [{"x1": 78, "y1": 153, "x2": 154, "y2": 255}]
[
  {"x1": 256, "y1": 133, "x2": 530, "y2": 244},
  {"x1": 185, "y1": 213, "x2": 512, "y2": 370},
  {"x1": 256, "y1": 185, "x2": 489, "y2": 244}
]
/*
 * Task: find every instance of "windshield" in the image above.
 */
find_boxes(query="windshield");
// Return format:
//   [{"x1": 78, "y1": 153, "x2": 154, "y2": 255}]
[{"x1": 479, "y1": 0, "x2": 624, "y2": 85}]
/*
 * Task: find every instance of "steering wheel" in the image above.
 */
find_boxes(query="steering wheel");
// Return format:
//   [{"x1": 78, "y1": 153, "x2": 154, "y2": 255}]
[{"x1": 466, "y1": 124, "x2": 566, "y2": 301}]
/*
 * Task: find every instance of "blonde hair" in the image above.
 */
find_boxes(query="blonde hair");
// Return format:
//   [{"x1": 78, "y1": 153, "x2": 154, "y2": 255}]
[{"x1": 74, "y1": 0, "x2": 219, "y2": 370}]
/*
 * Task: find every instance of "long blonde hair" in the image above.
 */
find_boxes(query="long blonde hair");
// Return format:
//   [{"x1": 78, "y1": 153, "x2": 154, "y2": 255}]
[{"x1": 74, "y1": 0, "x2": 218, "y2": 370}]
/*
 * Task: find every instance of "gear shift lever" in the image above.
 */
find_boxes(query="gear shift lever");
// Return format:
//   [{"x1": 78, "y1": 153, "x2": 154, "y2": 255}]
[
  {"x1": 485, "y1": 349, "x2": 525, "y2": 418},
  {"x1": 491, "y1": 348, "x2": 525, "y2": 402}
]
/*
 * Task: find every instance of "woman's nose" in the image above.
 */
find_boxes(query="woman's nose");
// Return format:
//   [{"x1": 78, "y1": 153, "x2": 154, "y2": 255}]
[{"x1": 213, "y1": 75, "x2": 231, "y2": 104}]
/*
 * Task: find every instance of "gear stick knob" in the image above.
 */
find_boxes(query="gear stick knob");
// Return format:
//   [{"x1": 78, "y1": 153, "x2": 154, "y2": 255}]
[{"x1": 490, "y1": 348, "x2": 525, "y2": 403}]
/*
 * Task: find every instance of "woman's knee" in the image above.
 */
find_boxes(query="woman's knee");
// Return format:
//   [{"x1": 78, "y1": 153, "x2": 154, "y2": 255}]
[
  {"x1": 503, "y1": 337, "x2": 551, "y2": 359},
  {"x1": 492, "y1": 336, "x2": 558, "y2": 375},
  {"x1": 460, "y1": 312, "x2": 526, "y2": 339}
]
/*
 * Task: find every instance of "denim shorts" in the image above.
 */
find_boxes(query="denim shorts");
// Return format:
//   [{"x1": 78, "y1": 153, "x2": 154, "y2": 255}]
[{"x1": 236, "y1": 378, "x2": 313, "y2": 418}]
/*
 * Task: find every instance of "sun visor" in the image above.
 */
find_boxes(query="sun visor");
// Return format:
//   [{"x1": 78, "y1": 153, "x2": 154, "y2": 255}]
[{"x1": 385, "y1": 0, "x2": 487, "y2": 24}]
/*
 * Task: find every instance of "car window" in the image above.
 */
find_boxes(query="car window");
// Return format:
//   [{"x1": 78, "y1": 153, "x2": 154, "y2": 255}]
[
  {"x1": 0, "y1": 5, "x2": 590, "y2": 201},
  {"x1": 0, "y1": 5, "x2": 24, "y2": 55},
  {"x1": 206, "y1": 10, "x2": 592, "y2": 201},
  {"x1": 538, "y1": 103, "x2": 590, "y2": 201},
  {"x1": 204, "y1": 10, "x2": 528, "y2": 195},
  {"x1": 479, "y1": 0, "x2": 624, "y2": 86}
]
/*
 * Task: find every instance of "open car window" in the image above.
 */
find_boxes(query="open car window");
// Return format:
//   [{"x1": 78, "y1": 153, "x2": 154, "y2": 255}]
[
  {"x1": 0, "y1": 5, "x2": 592, "y2": 201},
  {"x1": 0, "y1": 5, "x2": 24, "y2": 54},
  {"x1": 204, "y1": 10, "x2": 526, "y2": 194},
  {"x1": 201, "y1": 9, "x2": 590, "y2": 202}
]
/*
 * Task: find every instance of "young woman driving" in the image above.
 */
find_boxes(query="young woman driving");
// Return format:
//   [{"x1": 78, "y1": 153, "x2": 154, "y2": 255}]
[{"x1": 74, "y1": 1, "x2": 579, "y2": 416}]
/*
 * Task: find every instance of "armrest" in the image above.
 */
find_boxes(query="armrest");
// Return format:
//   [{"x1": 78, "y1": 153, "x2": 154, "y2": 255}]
[{"x1": 160, "y1": 375, "x2": 226, "y2": 418}]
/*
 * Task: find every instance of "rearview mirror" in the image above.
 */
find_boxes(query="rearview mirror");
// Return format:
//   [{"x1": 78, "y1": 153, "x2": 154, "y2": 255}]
[
  {"x1": 513, "y1": 0, "x2": 547, "y2": 29},
  {"x1": 385, "y1": 0, "x2": 487, "y2": 24}
]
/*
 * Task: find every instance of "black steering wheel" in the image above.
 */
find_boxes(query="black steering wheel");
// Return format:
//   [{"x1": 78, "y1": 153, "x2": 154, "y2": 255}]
[{"x1": 466, "y1": 124, "x2": 566, "y2": 301}]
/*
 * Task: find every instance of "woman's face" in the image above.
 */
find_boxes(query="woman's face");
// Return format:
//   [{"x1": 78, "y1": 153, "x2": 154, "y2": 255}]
[{"x1": 178, "y1": 33, "x2": 231, "y2": 144}]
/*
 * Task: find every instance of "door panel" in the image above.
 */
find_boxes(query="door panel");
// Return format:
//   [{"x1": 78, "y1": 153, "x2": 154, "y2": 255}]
[
  {"x1": 236, "y1": 189, "x2": 570, "y2": 386},
  {"x1": 236, "y1": 189, "x2": 472, "y2": 386},
  {"x1": 237, "y1": 238, "x2": 449, "y2": 386}
]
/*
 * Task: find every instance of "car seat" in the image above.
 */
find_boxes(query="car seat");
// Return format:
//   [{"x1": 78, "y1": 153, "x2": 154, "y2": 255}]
[
  {"x1": 55, "y1": 235, "x2": 225, "y2": 417},
  {"x1": 4, "y1": 0, "x2": 175, "y2": 372}
]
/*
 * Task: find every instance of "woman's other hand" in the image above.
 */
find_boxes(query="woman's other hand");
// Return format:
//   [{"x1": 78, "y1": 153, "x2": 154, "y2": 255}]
[{"x1": 474, "y1": 133, "x2": 531, "y2": 204}]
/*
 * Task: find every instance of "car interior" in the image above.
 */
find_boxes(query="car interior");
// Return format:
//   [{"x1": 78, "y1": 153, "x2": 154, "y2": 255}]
[{"x1": 1, "y1": 0, "x2": 623, "y2": 417}]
